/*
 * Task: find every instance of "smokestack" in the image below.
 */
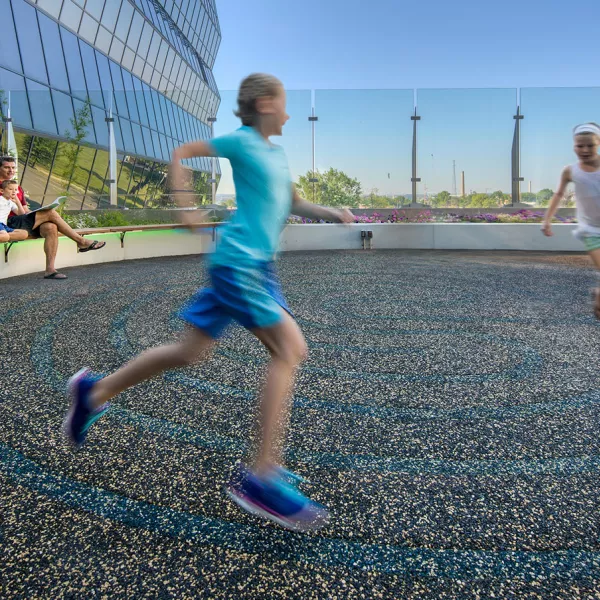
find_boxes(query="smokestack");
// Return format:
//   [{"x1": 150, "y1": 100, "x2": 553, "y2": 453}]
[
  {"x1": 461, "y1": 171, "x2": 465, "y2": 197},
  {"x1": 528, "y1": 180, "x2": 531, "y2": 193}
]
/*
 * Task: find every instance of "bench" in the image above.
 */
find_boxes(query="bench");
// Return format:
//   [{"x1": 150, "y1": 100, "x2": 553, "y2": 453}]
[{"x1": 3, "y1": 222, "x2": 222, "y2": 263}]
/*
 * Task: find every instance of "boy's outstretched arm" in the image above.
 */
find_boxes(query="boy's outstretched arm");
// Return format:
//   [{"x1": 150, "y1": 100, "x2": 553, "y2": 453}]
[
  {"x1": 542, "y1": 167, "x2": 571, "y2": 236},
  {"x1": 291, "y1": 186, "x2": 354, "y2": 223}
]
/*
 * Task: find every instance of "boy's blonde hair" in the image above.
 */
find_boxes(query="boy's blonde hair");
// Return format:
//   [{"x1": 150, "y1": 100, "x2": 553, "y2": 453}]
[{"x1": 235, "y1": 73, "x2": 283, "y2": 126}]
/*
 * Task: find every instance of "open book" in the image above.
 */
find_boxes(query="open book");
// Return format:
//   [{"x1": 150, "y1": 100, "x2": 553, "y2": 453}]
[{"x1": 29, "y1": 196, "x2": 67, "y2": 213}]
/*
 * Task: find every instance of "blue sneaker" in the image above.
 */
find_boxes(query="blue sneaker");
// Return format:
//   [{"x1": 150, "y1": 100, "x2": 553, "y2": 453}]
[
  {"x1": 227, "y1": 465, "x2": 329, "y2": 532},
  {"x1": 62, "y1": 368, "x2": 110, "y2": 449}
]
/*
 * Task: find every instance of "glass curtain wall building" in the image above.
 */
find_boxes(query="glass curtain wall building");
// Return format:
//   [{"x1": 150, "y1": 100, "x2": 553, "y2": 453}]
[{"x1": 0, "y1": 0, "x2": 221, "y2": 209}]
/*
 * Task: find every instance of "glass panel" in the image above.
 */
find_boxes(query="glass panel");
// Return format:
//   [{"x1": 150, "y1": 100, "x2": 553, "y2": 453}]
[
  {"x1": 86, "y1": 148, "x2": 109, "y2": 197},
  {"x1": 142, "y1": 62, "x2": 154, "y2": 85},
  {"x1": 159, "y1": 133, "x2": 169, "y2": 161},
  {"x1": 114, "y1": 0, "x2": 134, "y2": 42},
  {"x1": 59, "y1": 0, "x2": 83, "y2": 32},
  {"x1": 117, "y1": 157, "x2": 134, "y2": 206},
  {"x1": 85, "y1": 0, "x2": 104, "y2": 20},
  {"x1": 101, "y1": 0, "x2": 121, "y2": 32},
  {"x1": 146, "y1": 162, "x2": 169, "y2": 207},
  {"x1": 158, "y1": 94, "x2": 172, "y2": 133},
  {"x1": 147, "y1": 32, "x2": 161, "y2": 65},
  {"x1": 127, "y1": 11, "x2": 145, "y2": 52},
  {"x1": 36, "y1": 0, "x2": 61, "y2": 18},
  {"x1": 52, "y1": 90, "x2": 75, "y2": 137},
  {"x1": 13, "y1": 132, "x2": 32, "y2": 184},
  {"x1": 27, "y1": 84, "x2": 57, "y2": 135},
  {"x1": 11, "y1": 0, "x2": 48, "y2": 84},
  {"x1": 151, "y1": 130, "x2": 161, "y2": 160},
  {"x1": 94, "y1": 52, "x2": 113, "y2": 111},
  {"x1": 78, "y1": 13, "x2": 99, "y2": 45},
  {"x1": 109, "y1": 61, "x2": 129, "y2": 118},
  {"x1": 150, "y1": 90, "x2": 164, "y2": 131},
  {"x1": 122, "y1": 48, "x2": 136, "y2": 72},
  {"x1": 20, "y1": 137, "x2": 56, "y2": 203},
  {"x1": 61, "y1": 28, "x2": 87, "y2": 100},
  {"x1": 92, "y1": 105, "x2": 109, "y2": 147},
  {"x1": 417, "y1": 89, "x2": 516, "y2": 206},
  {"x1": 95, "y1": 26, "x2": 112, "y2": 54},
  {"x1": 69, "y1": 145, "x2": 95, "y2": 201},
  {"x1": 155, "y1": 40, "x2": 168, "y2": 73},
  {"x1": 73, "y1": 98, "x2": 96, "y2": 144},
  {"x1": 521, "y1": 88, "x2": 600, "y2": 204},
  {"x1": 38, "y1": 13, "x2": 70, "y2": 92},
  {"x1": 79, "y1": 40, "x2": 104, "y2": 109},
  {"x1": 112, "y1": 115, "x2": 124, "y2": 151},
  {"x1": 121, "y1": 70, "x2": 140, "y2": 123},
  {"x1": 132, "y1": 55, "x2": 145, "y2": 78},
  {"x1": 0, "y1": 69, "x2": 31, "y2": 130},
  {"x1": 166, "y1": 100, "x2": 181, "y2": 141},
  {"x1": 132, "y1": 78, "x2": 148, "y2": 128},
  {"x1": 1, "y1": 2, "x2": 23, "y2": 73},
  {"x1": 127, "y1": 159, "x2": 149, "y2": 207},
  {"x1": 141, "y1": 126, "x2": 154, "y2": 157},
  {"x1": 49, "y1": 141, "x2": 78, "y2": 193},
  {"x1": 131, "y1": 122, "x2": 145, "y2": 155},
  {"x1": 142, "y1": 84, "x2": 156, "y2": 129},
  {"x1": 109, "y1": 38, "x2": 125, "y2": 63},
  {"x1": 119, "y1": 117, "x2": 135, "y2": 153},
  {"x1": 137, "y1": 22, "x2": 153, "y2": 57}
]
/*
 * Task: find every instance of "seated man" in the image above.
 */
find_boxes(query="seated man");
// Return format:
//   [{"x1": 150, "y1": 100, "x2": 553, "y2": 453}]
[
  {"x1": 1, "y1": 180, "x2": 106, "y2": 278},
  {"x1": 1, "y1": 155, "x2": 75, "y2": 279}
]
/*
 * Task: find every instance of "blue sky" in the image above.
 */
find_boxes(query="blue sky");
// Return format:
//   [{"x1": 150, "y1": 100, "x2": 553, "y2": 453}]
[{"x1": 213, "y1": 0, "x2": 600, "y2": 196}]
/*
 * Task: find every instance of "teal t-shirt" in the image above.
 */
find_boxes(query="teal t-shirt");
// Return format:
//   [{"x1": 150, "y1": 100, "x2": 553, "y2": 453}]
[{"x1": 209, "y1": 126, "x2": 292, "y2": 267}]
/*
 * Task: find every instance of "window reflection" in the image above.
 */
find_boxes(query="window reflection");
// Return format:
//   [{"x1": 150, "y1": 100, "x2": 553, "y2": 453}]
[
  {"x1": 2, "y1": 2, "x2": 23, "y2": 73},
  {"x1": 51, "y1": 90, "x2": 75, "y2": 138},
  {"x1": 115, "y1": 1, "x2": 134, "y2": 42},
  {"x1": 27, "y1": 82, "x2": 57, "y2": 135},
  {"x1": 0, "y1": 69, "x2": 32, "y2": 130},
  {"x1": 11, "y1": 0, "x2": 48, "y2": 84},
  {"x1": 101, "y1": 0, "x2": 121, "y2": 32},
  {"x1": 61, "y1": 28, "x2": 87, "y2": 99},
  {"x1": 21, "y1": 136, "x2": 57, "y2": 204},
  {"x1": 77, "y1": 44, "x2": 103, "y2": 110},
  {"x1": 60, "y1": 0, "x2": 83, "y2": 32}
]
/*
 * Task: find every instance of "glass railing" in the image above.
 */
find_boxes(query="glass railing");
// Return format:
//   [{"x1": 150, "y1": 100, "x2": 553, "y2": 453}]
[{"x1": 1, "y1": 87, "x2": 599, "y2": 210}]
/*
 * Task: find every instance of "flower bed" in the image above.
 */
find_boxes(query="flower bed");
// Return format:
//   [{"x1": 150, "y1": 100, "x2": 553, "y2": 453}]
[{"x1": 287, "y1": 209, "x2": 577, "y2": 225}]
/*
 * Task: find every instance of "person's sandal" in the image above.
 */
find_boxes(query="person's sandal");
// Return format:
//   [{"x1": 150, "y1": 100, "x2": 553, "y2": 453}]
[
  {"x1": 44, "y1": 271, "x2": 67, "y2": 279},
  {"x1": 78, "y1": 240, "x2": 106, "y2": 253}
]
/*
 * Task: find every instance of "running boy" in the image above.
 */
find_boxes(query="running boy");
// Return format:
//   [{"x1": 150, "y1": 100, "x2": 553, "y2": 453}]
[
  {"x1": 542, "y1": 123, "x2": 600, "y2": 318},
  {"x1": 63, "y1": 74, "x2": 354, "y2": 531}
]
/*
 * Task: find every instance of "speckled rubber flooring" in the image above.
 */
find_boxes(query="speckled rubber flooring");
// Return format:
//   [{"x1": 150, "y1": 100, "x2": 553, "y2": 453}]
[{"x1": 2, "y1": 249, "x2": 600, "y2": 599}]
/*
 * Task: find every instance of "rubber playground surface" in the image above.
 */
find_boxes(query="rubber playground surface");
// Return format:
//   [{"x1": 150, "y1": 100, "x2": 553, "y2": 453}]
[{"x1": 1, "y1": 249, "x2": 600, "y2": 599}]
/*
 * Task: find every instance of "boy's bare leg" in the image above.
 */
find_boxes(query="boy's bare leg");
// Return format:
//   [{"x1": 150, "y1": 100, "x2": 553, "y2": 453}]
[
  {"x1": 251, "y1": 312, "x2": 308, "y2": 474},
  {"x1": 6, "y1": 230, "x2": 28, "y2": 241},
  {"x1": 89, "y1": 327, "x2": 216, "y2": 409}
]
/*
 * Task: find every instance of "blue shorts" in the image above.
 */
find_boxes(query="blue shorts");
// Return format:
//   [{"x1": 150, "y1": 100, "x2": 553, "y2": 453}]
[
  {"x1": 0, "y1": 223, "x2": 14, "y2": 233},
  {"x1": 182, "y1": 261, "x2": 292, "y2": 339}
]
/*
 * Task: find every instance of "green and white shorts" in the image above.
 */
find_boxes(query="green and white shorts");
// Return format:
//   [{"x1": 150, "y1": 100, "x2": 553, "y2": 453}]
[{"x1": 583, "y1": 236, "x2": 600, "y2": 252}]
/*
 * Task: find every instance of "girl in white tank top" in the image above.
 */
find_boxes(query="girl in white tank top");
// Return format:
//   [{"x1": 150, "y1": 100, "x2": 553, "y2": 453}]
[{"x1": 542, "y1": 122, "x2": 600, "y2": 318}]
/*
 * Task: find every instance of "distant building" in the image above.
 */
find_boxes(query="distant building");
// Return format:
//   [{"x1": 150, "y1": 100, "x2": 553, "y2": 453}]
[{"x1": 0, "y1": 0, "x2": 221, "y2": 209}]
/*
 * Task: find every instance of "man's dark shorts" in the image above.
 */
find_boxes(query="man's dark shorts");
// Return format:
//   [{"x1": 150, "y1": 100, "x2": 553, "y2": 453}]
[{"x1": 7, "y1": 213, "x2": 40, "y2": 238}]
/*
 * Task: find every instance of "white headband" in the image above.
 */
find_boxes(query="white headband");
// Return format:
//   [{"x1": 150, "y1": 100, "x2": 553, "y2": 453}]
[{"x1": 574, "y1": 123, "x2": 600, "y2": 136}]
